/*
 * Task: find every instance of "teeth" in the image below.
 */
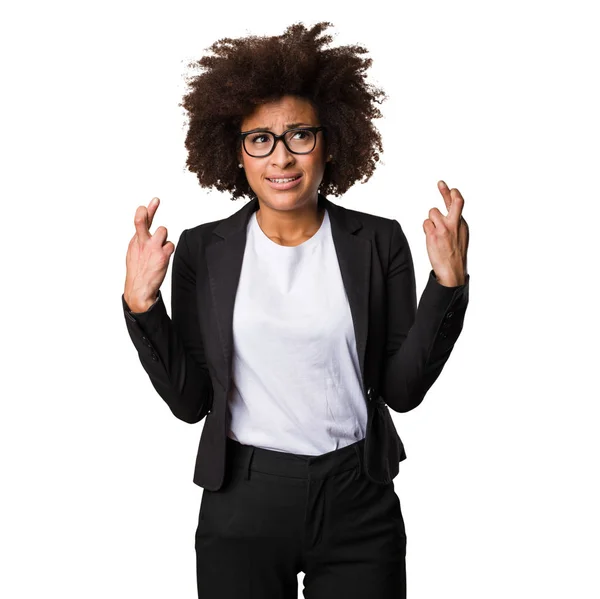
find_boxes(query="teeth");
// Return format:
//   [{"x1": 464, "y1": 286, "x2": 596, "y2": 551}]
[{"x1": 269, "y1": 176, "x2": 299, "y2": 183}]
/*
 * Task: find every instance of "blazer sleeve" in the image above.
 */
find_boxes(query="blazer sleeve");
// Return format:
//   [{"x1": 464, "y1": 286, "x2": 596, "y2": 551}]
[
  {"x1": 382, "y1": 219, "x2": 470, "y2": 413},
  {"x1": 121, "y1": 228, "x2": 213, "y2": 424}
]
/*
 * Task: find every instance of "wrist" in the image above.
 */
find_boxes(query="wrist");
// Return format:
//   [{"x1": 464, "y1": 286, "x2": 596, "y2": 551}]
[
  {"x1": 433, "y1": 270, "x2": 466, "y2": 287},
  {"x1": 124, "y1": 292, "x2": 158, "y2": 313}
]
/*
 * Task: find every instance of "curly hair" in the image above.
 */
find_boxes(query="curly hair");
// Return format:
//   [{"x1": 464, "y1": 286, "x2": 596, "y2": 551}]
[{"x1": 179, "y1": 21, "x2": 387, "y2": 201}]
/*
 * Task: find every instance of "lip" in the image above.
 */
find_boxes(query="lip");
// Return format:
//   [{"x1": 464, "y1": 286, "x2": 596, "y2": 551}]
[{"x1": 265, "y1": 174, "x2": 303, "y2": 190}]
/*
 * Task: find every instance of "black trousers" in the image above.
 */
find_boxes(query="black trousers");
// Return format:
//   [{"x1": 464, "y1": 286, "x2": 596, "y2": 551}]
[{"x1": 195, "y1": 436, "x2": 407, "y2": 598}]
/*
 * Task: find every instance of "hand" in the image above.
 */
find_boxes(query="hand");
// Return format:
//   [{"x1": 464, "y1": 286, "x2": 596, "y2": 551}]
[
  {"x1": 124, "y1": 197, "x2": 175, "y2": 312},
  {"x1": 423, "y1": 181, "x2": 470, "y2": 287}
]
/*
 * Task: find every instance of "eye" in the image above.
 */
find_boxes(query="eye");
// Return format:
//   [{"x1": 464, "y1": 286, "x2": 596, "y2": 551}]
[
  {"x1": 249, "y1": 133, "x2": 270, "y2": 144},
  {"x1": 292, "y1": 130, "x2": 309, "y2": 140}
]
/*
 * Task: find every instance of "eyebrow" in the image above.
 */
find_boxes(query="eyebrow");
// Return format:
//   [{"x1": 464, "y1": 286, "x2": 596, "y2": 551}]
[{"x1": 242, "y1": 122, "x2": 314, "y2": 133}]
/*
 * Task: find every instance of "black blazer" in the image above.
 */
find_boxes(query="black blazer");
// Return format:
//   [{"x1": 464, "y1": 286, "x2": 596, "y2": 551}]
[{"x1": 122, "y1": 192, "x2": 470, "y2": 491}]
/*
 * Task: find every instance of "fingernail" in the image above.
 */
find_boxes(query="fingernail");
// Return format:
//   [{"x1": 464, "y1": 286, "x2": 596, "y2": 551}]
[{"x1": 439, "y1": 180, "x2": 447, "y2": 188}]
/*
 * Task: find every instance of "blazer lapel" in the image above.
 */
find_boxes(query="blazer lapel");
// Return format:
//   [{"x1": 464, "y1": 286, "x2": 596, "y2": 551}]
[{"x1": 205, "y1": 192, "x2": 372, "y2": 397}]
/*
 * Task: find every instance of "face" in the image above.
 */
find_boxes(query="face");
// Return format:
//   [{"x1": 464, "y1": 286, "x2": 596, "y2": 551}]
[{"x1": 238, "y1": 95, "x2": 330, "y2": 211}]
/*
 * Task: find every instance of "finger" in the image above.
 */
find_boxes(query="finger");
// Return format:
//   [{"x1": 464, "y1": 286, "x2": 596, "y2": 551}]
[
  {"x1": 423, "y1": 218, "x2": 435, "y2": 236},
  {"x1": 134, "y1": 206, "x2": 151, "y2": 241},
  {"x1": 438, "y1": 181, "x2": 465, "y2": 225},
  {"x1": 448, "y1": 188, "x2": 465, "y2": 225},
  {"x1": 163, "y1": 241, "x2": 176, "y2": 257},
  {"x1": 153, "y1": 225, "x2": 168, "y2": 246},
  {"x1": 147, "y1": 197, "x2": 160, "y2": 229},
  {"x1": 428, "y1": 207, "x2": 446, "y2": 229},
  {"x1": 437, "y1": 180, "x2": 453, "y2": 213}
]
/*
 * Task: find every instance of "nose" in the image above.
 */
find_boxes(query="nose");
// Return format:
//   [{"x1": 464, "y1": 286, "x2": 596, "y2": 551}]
[{"x1": 270, "y1": 136, "x2": 295, "y2": 169}]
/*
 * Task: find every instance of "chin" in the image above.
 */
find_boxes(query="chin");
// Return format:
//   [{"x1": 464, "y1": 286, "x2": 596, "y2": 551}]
[{"x1": 262, "y1": 186, "x2": 307, "y2": 200}]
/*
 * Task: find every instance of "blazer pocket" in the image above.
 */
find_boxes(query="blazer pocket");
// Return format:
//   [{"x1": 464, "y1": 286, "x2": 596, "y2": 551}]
[{"x1": 364, "y1": 396, "x2": 407, "y2": 485}]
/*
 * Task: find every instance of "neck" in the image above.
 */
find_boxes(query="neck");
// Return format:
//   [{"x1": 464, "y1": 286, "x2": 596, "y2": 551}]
[{"x1": 255, "y1": 194, "x2": 324, "y2": 245}]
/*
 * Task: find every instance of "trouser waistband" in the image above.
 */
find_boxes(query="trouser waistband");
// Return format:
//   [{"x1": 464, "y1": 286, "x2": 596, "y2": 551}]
[{"x1": 226, "y1": 436, "x2": 366, "y2": 481}]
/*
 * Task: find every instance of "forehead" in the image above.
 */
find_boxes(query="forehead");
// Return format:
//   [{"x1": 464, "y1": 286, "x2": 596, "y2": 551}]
[{"x1": 241, "y1": 95, "x2": 318, "y2": 129}]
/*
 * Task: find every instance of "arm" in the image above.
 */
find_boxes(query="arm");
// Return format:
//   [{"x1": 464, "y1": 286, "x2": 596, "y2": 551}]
[
  {"x1": 121, "y1": 229, "x2": 213, "y2": 423},
  {"x1": 382, "y1": 219, "x2": 470, "y2": 413},
  {"x1": 126, "y1": 294, "x2": 160, "y2": 314}
]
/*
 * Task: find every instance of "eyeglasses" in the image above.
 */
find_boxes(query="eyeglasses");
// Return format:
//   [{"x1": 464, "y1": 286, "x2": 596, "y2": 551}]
[{"x1": 239, "y1": 126, "x2": 326, "y2": 158}]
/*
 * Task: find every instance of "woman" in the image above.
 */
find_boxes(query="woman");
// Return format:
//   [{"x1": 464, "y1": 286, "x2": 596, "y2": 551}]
[{"x1": 122, "y1": 21, "x2": 470, "y2": 599}]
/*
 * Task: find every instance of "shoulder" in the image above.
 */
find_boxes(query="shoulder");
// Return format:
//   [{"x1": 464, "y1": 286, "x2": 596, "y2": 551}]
[
  {"x1": 328, "y1": 200, "x2": 404, "y2": 251},
  {"x1": 335, "y1": 202, "x2": 398, "y2": 230},
  {"x1": 179, "y1": 199, "x2": 252, "y2": 250},
  {"x1": 185, "y1": 218, "x2": 226, "y2": 238}
]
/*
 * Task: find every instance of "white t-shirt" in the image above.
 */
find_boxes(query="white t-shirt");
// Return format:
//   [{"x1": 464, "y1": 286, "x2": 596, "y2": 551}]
[{"x1": 227, "y1": 207, "x2": 368, "y2": 455}]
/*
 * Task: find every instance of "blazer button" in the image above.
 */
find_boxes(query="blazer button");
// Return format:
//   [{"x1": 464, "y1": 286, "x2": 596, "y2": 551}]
[
  {"x1": 439, "y1": 331, "x2": 448, "y2": 339},
  {"x1": 151, "y1": 353, "x2": 158, "y2": 361},
  {"x1": 366, "y1": 386, "x2": 374, "y2": 401},
  {"x1": 446, "y1": 311, "x2": 454, "y2": 319}
]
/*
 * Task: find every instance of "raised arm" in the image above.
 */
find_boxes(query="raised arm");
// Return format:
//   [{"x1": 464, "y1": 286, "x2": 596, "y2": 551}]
[
  {"x1": 382, "y1": 181, "x2": 470, "y2": 412},
  {"x1": 122, "y1": 199, "x2": 213, "y2": 423}
]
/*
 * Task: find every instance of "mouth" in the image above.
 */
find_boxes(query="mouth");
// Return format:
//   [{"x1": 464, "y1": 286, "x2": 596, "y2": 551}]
[{"x1": 265, "y1": 174, "x2": 303, "y2": 190}]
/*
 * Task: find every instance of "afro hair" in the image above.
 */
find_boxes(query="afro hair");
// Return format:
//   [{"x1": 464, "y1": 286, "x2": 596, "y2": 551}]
[{"x1": 179, "y1": 21, "x2": 387, "y2": 201}]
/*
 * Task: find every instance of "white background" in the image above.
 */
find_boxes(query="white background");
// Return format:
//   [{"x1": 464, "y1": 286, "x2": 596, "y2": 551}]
[{"x1": 2, "y1": 1, "x2": 598, "y2": 597}]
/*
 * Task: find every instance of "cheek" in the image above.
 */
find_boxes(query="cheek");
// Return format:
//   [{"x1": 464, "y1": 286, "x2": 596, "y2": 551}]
[
  {"x1": 246, "y1": 165, "x2": 263, "y2": 180},
  {"x1": 302, "y1": 155, "x2": 324, "y2": 173}
]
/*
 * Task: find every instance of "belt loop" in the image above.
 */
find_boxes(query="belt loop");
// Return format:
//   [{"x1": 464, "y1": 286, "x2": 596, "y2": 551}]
[{"x1": 245, "y1": 446, "x2": 255, "y2": 481}]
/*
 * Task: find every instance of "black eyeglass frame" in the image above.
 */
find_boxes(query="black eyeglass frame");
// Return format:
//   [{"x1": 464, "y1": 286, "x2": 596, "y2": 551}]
[{"x1": 239, "y1": 126, "x2": 327, "y2": 158}]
